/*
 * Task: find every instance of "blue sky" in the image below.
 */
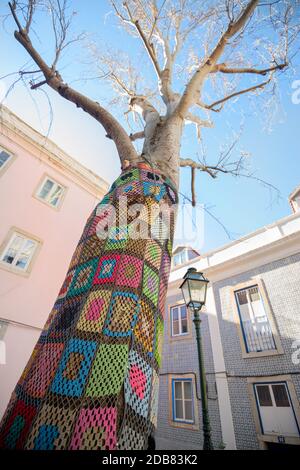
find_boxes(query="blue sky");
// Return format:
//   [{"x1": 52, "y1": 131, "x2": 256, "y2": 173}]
[{"x1": 1, "y1": 0, "x2": 299, "y2": 253}]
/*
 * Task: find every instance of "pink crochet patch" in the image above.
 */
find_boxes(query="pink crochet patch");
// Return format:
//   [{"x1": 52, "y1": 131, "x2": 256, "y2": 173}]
[
  {"x1": 129, "y1": 364, "x2": 146, "y2": 399},
  {"x1": 85, "y1": 298, "x2": 105, "y2": 321}
]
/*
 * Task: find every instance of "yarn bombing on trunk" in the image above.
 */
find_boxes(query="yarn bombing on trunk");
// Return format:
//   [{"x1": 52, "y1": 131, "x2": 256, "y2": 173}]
[{"x1": 0, "y1": 163, "x2": 178, "y2": 450}]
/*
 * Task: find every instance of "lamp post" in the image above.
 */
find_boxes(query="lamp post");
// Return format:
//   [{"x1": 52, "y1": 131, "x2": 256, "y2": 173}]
[{"x1": 180, "y1": 267, "x2": 213, "y2": 450}]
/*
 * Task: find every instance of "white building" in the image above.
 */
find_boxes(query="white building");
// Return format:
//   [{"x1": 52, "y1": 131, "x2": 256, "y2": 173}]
[{"x1": 157, "y1": 189, "x2": 300, "y2": 450}]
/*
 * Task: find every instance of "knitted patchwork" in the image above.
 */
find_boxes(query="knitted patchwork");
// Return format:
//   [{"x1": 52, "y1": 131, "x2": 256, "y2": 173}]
[
  {"x1": 70, "y1": 407, "x2": 117, "y2": 450},
  {"x1": 85, "y1": 344, "x2": 128, "y2": 397},
  {"x1": 76, "y1": 289, "x2": 111, "y2": 333},
  {"x1": 142, "y1": 264, "x2": 159, "y2": 306},
  {"x1": 125, "y1": 350, "x2": 152, "y2": 418},
  {"x1": 103, "y1": 291, "x2": 140, "y2": 338},
  {"x1": 51, "y1": 338, "x2": 97, "y2": 397},
  {"x1": 25, "y1": 403, "x2": 77, "y2": 450}
]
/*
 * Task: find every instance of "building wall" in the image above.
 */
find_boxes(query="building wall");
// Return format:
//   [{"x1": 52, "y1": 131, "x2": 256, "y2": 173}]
[
  {"x1": 0, "y1": 120, "x2": 108, "y2": 418},
  {"x1": 156, "y1": 292, "x2": 223, "y2": 450},
  {"x1": 213, "y1": 252, "x2": 300, "y2": 449}
]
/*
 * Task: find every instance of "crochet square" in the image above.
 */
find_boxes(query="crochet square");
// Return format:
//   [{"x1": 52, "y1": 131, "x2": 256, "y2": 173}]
[
  {"x1": 145, "y1": 240, "x2": 162, "y2": 271},
  {"x1": 79, "y1": 235, "x2": 106, "y2": 264},
  {"x1": 24, "y1": 403, "x2": 77, "y2": 450},
  {"x1": 140, "y1": 169, "x2": 162, "y2": 184},
  {"x1": 24, "y1": 343, "x2": 64, "y2": 398},
  {"x1": 158, "y1": 280, "x2": 168, "y2": 318},
  {"x1": 104, "y1": 226, "x2": 128, "y2": 251},
  {"x1": 85, "y1": 344, "x2": 128, "y2": 397},
  {"x1": 57, "y1": 269, "x2": 75, "y2": 300},
  {"x1": 69, "y1": 242, "x2": 84, "y2": 270},
  {"x1": 48, "y1": 297, "x2": 82, "y2": 337},
  {"x1": 160, "y1": 252, "x2": 171, "y2": 286},
  {"x1": 51, "y1": 338, "x2": 97, "y2": 397},
  {"x1": 134, "y1": 300, "x2": 155, "y2": 354},
  {"x1": 142, "y1": 264, "x2": 159, "y2": 306},
  {"x1": 126, "y1": 238, "x2": 147, "y2": 258},
  {"x1": 67, "y1": 258, "x2": 98, "y2": 297},
  {"x1": 87, "y1": 206, "x2": 114, "y2": 238},
  {"x1": 154, "y1": 316, "x2": 164, "y2": 367},
  {"x1": 103, "y1": 291, "x2": 140, "y2": 338},
  {"x1": 93, "y1": 254, "x2": 121, "y2": 285},
  {"x1": 0, "y1": 400, "x2": 37, "y2": 449},
  {"x1": 69, "y1": 407, "x2": 117, "y2": 450},
  {"x1": 124, "y1": 350, "x2": 152, "y2": 418},
  {"x1": 116, "y1": 180, "x2": 142, "y2": 200},
  {"x1": 142, "y1": 182, "x2": 166, "y2": 202},
  {"x1": 116, "y1": 255, "x2": 143, "y2": 288},
  {"x1": 76, "y1": 289, "x2": 111, "y2": 333},
  {"x1": 113, "y1": 168, "x2": 139, "y2": 188}
]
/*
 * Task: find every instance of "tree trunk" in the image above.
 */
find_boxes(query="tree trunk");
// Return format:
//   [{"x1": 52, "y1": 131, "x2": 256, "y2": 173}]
[{"x1": 0, "y1": 162, "x2": 178, "y2": 450}]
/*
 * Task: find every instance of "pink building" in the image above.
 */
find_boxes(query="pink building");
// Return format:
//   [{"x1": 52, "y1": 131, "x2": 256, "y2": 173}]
[{"x1": 0, "y1": 106, "x2": 109, "y2": 418}]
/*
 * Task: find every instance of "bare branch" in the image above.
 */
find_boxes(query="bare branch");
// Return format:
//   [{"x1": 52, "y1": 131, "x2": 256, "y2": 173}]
[
  {"x1": 30, "y1": 79, "x2": 47, "y2": 89},
  {"x1": 175, "y1": 0, "x2": 260, "y2": 117},
  {"x1": 211, "y1": 62, "x2": 288, "y2": 75},
  {"x1": 9, "y1": 2, "x2": 138, "y2": 168},
  {"x1": 200, "y1": 78, "x2": 271, "y2": 112},
  {"x1": 122, "y1": 2, "x2": 162, "y2": 79},
  {"x1": 191, "y1": 166, "x2": 196, "y2": 207},
  {"x1": 180, "y1": 158, "x2": 217, "y2": 178},
  {"x1": 8, "y1": 1, "x2": 22, "y2": 31},
  {"x1": 185, "y1": 111, "x2": 214, "y2": 139},
  {"x1": 130, "y1": 131, "x2": 145, "y2": 141}
]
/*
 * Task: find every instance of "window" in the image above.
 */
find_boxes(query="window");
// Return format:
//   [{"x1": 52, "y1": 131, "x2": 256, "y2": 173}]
[
  {"x1": 173, "y1": 250, "x2": 187, "y2": 267},
  {"x1": 171, "y1": 304, "x2": 188, "y2": 336},
  {"x1": 172, "y1": 248, "x2": 199, "y2": 267},
  {"x1": 0, "y1": 149, "x2": 11, "y2": 168},
  {"x1": 0, "y1": 146, "x2": 14, "y2": 175},
  {"x1": 235, "y1": 285, "x2": 276, "y2": 353},
  {"x1": 0, "y1": 231, "x2": 39, "y2": 272},
  {"x1": 254, "y1": 382, "x2": 299, "y2": 437},
  {"x1": 172, "y1": 379, "x2": 194, "y2": 423},
  {"x1": 36, "y1": 176, "x2": 66, "y2": 208}
]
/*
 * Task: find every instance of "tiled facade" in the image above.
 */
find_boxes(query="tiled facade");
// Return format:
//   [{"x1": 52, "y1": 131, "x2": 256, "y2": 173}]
[
  {"x1": 156, "y1": 294, "x2": 223, "y2": 450},
  {"x1": 214, "y1": 253, "x2": 300, "y2": 449},
  {"x1": 156, "y1": 209, "x2": 300, "y2": 450}
]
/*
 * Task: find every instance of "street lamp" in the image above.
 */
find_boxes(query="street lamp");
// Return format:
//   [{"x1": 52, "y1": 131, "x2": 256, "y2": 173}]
[{"x1": 180, "y1": 268, "x2": 213, "y2": 450}]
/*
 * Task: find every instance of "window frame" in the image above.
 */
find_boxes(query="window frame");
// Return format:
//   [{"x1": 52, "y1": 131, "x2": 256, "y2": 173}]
[
  {"x1": 170, "y1": 304, "x2": 189, "y2": 337},
  {"x1": 34, "y1": 173, "x2": 67, "y2": 210},
  {"x1": 172, "y1": 378, "x2": 195, "y2": 424},
  {"x1": 247, "y1": 375, "x2": 300, "y2": 448},
  {"x1": 231, "y1": 278, "x2": 283, "y2": 358},
  {"x1": 168, "y1": 374, "x2": 198, "y2": 430},
  {"x1": 168, "y1": 302, "x2": 192, "y2": 341},
  {"x1": 0, "y1": 227, "x2": 42, "y2": 277},
  {"x1": 0, "y1": 144, "x2": 16, "y2": 177},
  {"x1": 235, "y1": 284, "x2": 276, "y2": 354}
]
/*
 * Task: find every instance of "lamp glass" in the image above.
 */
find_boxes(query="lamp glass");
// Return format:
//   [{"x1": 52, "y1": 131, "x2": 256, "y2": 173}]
[
  {"x1": 180, "y1": 271, "x2": 209, "y2": 309},
  {"x1": 189, "y1": 279, "x2": 207, "y2": 305}
]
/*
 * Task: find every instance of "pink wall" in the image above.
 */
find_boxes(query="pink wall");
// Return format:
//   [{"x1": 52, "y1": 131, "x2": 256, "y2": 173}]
[{"x1": 0, "y1": 126, "x2": 108, "y2": 417}]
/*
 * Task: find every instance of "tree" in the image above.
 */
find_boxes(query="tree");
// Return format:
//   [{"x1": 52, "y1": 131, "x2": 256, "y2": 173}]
[{"x1": 0, "y1": 0, "x2": 299, "y2": 450}]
